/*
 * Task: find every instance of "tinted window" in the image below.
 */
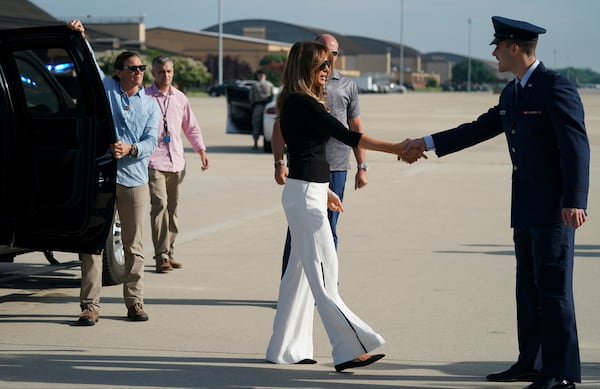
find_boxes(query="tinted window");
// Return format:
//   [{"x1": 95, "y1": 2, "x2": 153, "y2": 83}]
[{"x1": 14, "y1": 48, "x2": 81, "y2": 116}]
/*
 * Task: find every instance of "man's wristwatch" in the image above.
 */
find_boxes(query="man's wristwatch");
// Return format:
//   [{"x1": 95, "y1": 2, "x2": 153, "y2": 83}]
[
  {"x1": 130, "y1": 144, "x2": 138, "y2": 157},
  {"x1": 357, "y1": 163, "x2": 368, "y2": 171}
]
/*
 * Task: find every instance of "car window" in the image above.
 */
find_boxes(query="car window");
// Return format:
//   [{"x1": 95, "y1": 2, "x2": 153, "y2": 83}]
[{"x1": 13, "y1": 48, "x2": 79, "y2": 117}]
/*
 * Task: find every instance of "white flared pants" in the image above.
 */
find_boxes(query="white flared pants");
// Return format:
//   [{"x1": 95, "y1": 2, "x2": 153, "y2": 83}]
[{"x1": 266, "y1": 178, "x2": 384, "y2": 365}]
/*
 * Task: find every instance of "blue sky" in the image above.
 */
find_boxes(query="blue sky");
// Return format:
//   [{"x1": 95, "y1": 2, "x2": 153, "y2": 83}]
[{"x1": 31, "y1": 0, "x2": 600, "y2": 72}]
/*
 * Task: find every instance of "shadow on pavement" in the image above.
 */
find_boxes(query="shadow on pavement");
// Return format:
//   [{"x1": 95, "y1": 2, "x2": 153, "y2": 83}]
[{"x1": 1, "y1": 352, "x2": 599, "y2": 388}]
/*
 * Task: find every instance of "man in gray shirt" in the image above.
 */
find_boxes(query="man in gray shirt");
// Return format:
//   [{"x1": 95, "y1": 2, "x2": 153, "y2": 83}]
[{"x1": 272, "y1": 33, "x2": 367, "y2": 274}]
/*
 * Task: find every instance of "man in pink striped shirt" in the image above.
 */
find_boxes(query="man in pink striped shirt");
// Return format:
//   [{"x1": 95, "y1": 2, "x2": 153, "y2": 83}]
[{"x1": 146, "y1": 56, "x2": 210, "y2": 273}]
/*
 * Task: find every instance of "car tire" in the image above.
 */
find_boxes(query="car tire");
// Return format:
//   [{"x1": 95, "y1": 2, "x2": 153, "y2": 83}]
[
  {"x1": 102, "y1": 211, "x2": 126, "y2": 286},
  {"x1": 263, "y1": 139, "x2": 272, "y2": 153}
]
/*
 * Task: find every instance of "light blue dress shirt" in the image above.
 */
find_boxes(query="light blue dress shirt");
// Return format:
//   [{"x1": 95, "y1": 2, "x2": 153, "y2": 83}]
[
  {"x1": 86, "y1": 41, "x2": 159, "y2": 187},
  {"x1": 102, "y1": 77, "x2": 159, "y2": 187}
]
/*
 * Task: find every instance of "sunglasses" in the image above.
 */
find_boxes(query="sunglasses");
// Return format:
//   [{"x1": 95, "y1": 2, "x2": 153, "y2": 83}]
[
  {"x1": 318, "y1": 60, "x2": 331, "y2": 71},
  {"x1": 123, "y1": 65, "x2": 147, "y2": 73}
]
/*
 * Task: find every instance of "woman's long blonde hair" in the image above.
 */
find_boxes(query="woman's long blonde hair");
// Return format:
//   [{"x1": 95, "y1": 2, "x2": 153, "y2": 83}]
[{"x1": 276, "y1": 41, "x2": 332, "y2": 116}]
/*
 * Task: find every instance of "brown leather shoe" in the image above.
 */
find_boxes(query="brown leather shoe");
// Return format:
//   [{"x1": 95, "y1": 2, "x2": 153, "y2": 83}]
[
  {"x1": 169, "y1": 257, "x2": 182, "y2": 269},
  {"x1": 156, "y1": 258, "x2": 173, "y2": 273},
  {"x1": 77, "y1": 306, "x2": 99, "y2": 326},
  {"x1": 127, "y1": 303, "x2": 148, "y2": 321}
]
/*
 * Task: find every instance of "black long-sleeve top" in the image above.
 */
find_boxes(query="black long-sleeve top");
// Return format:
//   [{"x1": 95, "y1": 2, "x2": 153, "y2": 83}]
[{"x1": 280, "y1": 93, "x2": 362, "y2": 182}]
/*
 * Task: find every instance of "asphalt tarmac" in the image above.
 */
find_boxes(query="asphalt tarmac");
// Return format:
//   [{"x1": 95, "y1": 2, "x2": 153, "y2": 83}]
[{"x1": 1, "y1": 90, "x2": 599, "y2": 388}]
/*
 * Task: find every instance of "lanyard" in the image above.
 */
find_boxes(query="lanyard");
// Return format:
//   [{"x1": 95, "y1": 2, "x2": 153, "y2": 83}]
[{"x1": 155, "y1": 94, "x2": 171, "y2": 142}]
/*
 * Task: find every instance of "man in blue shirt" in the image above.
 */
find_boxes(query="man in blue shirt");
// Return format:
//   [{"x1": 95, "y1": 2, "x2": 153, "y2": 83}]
[{"x1": 68, "y1": 19, "x2": 159, "y2": 326}]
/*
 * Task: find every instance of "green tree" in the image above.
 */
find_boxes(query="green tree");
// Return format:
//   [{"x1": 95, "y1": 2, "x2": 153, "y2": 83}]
[
  {"x1": 452, "y1": 59, "x2": 497, "y2": 84},
  {"x1": 170, "y1": 56, "x2": 211, "y2": 92},
  {"x1": 259, "y1": 53, "x2": 286, "y2": 86},
  {"x1": 425, "y1": 78, "x2": 438, "y2": 88},
  {"x1": 556, "y1": 67, "x2": 600, "y2": 85},
  {"x1": 259, "y1": 53, "x2": 287, "y2": 67}
]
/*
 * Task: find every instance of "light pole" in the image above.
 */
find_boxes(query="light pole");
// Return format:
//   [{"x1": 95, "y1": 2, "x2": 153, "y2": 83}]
[
  {"x1": 467, "y1": 17, "x2": 472, "y2": 92},
  {"x1": 218, "y1": 0, "x2": 223, "y2": 85},
  {"x1": 399, "y1": 0, "x2": 404, "y2": 86}
]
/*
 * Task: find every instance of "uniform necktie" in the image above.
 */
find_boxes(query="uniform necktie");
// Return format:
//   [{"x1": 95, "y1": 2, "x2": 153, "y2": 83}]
[{"x1": 515, "y1": 82, "x2": 523, "y2": 104}]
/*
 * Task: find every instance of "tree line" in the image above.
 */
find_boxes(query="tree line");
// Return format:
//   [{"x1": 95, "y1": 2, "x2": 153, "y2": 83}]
[
  {"x1": 452, "y1": 60, "x2": 600, "y2": 88},
  {"x1": 97, "y1": 49, "x2": 599, "y2": 93}
]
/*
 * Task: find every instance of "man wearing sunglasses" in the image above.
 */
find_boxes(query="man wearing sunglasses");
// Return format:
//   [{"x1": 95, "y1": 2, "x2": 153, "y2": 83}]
[
  {"x1": 273, "y1": 34, "x2": 367, "y2": 276},
  {"x1": 68, "y1": 19, "x2": 159, "y2": 326}
]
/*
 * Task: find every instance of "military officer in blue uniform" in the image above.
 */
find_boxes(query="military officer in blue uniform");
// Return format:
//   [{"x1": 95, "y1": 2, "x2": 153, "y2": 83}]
[{"x1": 403, "y1": 16, "x2": 589, "y2": 389}]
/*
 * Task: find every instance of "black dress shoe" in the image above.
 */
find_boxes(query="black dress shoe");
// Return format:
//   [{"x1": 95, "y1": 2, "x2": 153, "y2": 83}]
[
  {"x1": 294, "y1": 358, "x2": 318, "y2": 364},
  {"x1": 335, "y1": 354, "x2": 385, "y2": 372},
  {"x1": 525, "y1": 376, "x2": 575, "y2": 389},
  {"x1": 487, "y1": 365, "x2": 540, "y2": 382},
  {"x1": 551, "y1": 381, "x2": 576, "y2": 389}
]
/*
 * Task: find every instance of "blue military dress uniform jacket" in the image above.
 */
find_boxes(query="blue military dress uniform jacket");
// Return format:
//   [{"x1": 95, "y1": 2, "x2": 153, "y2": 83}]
[
  {"x1": 431, "y1": 62, "x2": 589, "y2": 228},
  {"x1": 431, "y1": 62, "x2": 589, "y2": 382}
]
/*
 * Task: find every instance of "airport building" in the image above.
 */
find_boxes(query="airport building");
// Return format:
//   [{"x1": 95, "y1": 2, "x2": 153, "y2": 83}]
[{"x1": 2, "y1": 0, "x2": 507, "y2": 89}]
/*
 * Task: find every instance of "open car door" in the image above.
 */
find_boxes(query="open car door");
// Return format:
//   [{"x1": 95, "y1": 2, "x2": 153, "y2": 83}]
[{"x1": 0, "y1": 25, "x2": 116, "y2": 255}]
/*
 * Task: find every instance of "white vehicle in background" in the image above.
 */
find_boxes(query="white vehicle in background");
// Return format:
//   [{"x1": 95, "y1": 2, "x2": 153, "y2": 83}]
[
  {"x1": 352, "y1": 75, "x2": 377, "y2": 93},
  {"x1": 262, "y1": 98, "x2": 277, "y2": 153},
  {"x1": 351, "y1": 75, "x2": 402, "y2": 94}
]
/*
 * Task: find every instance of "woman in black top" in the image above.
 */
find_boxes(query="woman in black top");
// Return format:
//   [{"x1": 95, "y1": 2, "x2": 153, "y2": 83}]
[{"x1": 266, "y1": 41, "x2": 410, "y2": 372}]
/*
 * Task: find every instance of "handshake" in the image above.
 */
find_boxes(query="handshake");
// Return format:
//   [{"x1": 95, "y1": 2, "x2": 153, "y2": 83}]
[{"x1": 396, "y1": 138, "x2": 428, "y2": 164}]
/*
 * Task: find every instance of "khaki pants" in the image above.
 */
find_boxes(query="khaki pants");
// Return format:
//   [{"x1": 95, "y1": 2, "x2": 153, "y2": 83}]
[
  {"x1": 80, "y1": 184, "x2": 149, "y2": 310},
  {"x1": 149, "y1": 168, "x2": 184, "y2": 262}
]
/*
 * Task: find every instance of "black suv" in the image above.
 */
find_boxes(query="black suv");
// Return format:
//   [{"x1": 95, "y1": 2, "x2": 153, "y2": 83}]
[{"x1": 0, "y1": 25, "x2": 123, "y2": 285}]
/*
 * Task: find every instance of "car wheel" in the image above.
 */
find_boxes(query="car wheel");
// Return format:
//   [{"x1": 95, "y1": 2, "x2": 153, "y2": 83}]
[
  {"x1": 263, "y1": 139, "x2": 272, "y2": 153},
  {"x1": 102, "y1": 211, "x2": 125, "y2": 286}
]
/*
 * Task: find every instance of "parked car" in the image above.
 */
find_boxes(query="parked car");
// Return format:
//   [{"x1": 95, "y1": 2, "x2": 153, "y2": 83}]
[
  {"x1": 0, "y1": 25, "x2": 123, "y2": 286},
  {"x1": 389, "y1": 83, "x2": 408, "y2": 93},
  {"x1": 225, "y1": 81, "x2": 279, "y2": 153},
  {"x1": 208, "y1": 80, "x2": 255, "y2": 97},
  {"x1": 207, "y1": 83, "x2": 227, "y2": 97}
]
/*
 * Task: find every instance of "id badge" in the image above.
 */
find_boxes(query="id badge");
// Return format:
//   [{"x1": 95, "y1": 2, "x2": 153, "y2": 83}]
[{"x1": 162, "y1": 120, "x2": 170, "y2": 143}]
